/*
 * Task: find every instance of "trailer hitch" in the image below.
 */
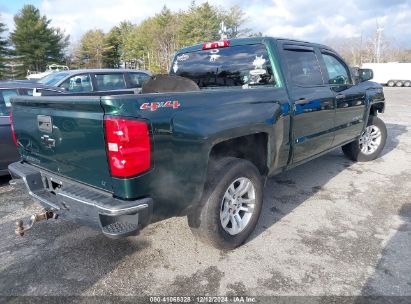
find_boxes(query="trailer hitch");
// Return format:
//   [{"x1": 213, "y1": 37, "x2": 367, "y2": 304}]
[{"x1": 15, "y1": 211, "x2": 58, "y2": 236}]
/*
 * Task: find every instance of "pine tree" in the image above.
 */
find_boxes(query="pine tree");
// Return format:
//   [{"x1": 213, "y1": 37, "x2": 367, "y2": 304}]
[
  {"x1": 103, "y1": 27, "x2": 122, "y2": 68},
  {"x1": 0, "y1": 16, "x2": 9, "y2": 79},
  {"x1": 79, "y1": 29, "x2": 111, "y2": 68},
  {"x1": 120, "y1": 3, "x2": 252, "y2": 73},
  {"x1": 10, "y1": 5, "x2": 68, "y2": 77},
  {"x1": 222, "y1": 5, "x2": 251, "y2": 38},
  {"x1": 179, "y1": 2, "x2": 220, "y2": 46}
]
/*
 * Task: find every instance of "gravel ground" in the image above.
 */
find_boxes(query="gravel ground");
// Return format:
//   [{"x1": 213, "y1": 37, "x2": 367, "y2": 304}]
[{"x1": 0, "y1": 87, "x2": 410, "y2": 298}]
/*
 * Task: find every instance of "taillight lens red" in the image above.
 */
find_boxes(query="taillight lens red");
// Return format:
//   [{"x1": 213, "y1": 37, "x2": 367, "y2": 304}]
[
  {"x1": 202, "y1": 40, "x2": 230, "y2": 50},
  {"x1": 104, "y1": 117, "x2": 151, "y2": 178},
  {"x1": 9, "y1": 112, "x2": 18, "y2": 147}
]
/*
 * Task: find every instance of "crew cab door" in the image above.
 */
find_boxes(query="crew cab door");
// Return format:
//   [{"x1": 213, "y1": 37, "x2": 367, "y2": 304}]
[
  {"x1": 280, "y1": 44, "x2": 336, "y2": 163},
  {"x1": 319, "y1": 50, "x2": 366, "y2": 146}
]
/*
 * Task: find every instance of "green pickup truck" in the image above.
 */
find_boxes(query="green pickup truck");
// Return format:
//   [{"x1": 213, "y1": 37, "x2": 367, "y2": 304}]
[{"x1": 9, "y1": 37, "x2": 386, "y2": 249}]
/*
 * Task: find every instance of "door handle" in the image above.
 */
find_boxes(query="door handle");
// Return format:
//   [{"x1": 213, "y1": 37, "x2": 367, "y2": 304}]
[
  {"x1": 336, "y1": 94, "x2": 346, "y2": 99},
  {"x1": 294, "y1": 98, "x2": 309, "y2": 105}
]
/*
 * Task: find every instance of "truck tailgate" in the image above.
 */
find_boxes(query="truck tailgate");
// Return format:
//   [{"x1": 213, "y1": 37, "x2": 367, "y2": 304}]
[{"x1": 11, "y1": 96, "x2": 113, "y2": 192}]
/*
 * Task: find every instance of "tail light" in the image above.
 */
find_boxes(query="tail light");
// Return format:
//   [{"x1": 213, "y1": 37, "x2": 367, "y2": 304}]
[
  {"x1": 9, "y1": 112, "x2": 18, "y2": 147},
  {"x1": 202, "y1": 40, "x2": 230, "y2": 50},
  {"x1": 104, "y1": 117, "x2": 151, "y2": 178}
]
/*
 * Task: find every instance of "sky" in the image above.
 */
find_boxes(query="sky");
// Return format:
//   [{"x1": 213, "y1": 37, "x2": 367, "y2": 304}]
[{"x1": 1, "y1": 0, "x2": 411, "y2": 47}]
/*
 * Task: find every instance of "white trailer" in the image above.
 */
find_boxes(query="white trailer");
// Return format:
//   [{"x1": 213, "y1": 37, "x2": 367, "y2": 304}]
[{"x1": 361, "y1": 62, "x2": 411, "y2": 87}]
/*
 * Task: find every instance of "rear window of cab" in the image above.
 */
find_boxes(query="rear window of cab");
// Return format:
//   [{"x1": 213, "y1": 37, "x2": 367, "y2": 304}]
[{"x1": 170, "y1": 44, "x2": 276, "y2": 89}]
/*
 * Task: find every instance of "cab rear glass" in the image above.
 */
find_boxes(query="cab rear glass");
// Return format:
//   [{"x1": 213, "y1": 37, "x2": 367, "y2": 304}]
[{"x1": 170, "y1": 44, "x2": 276, "y2": 89}]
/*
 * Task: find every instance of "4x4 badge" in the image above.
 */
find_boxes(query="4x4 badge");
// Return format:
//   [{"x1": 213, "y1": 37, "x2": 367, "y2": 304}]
[{"x1": 140, "y1": 100, "x2": 180, "y2": 112}]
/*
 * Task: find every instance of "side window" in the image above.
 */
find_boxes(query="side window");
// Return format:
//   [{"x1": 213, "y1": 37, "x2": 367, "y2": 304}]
[
  {"x1": 60, "y1": 74, "x2": 93, "y2": 93},
  {"x1": 18, "y1": 88, "x2": 33, "y2": 96},
  {"x1": 283, "y1": 49, "x2": 323, "y2": 86},
  {"x1": 95, "y1": 73, "x2": 127, "y2": 91},
  {"x1": 129, "y1": 72, "x2": 150, "y2": 88},
  {"x1": 321, "y1": 53, "x2": 350, "y2": 85},
  {"x1": 0, "y1": 89, "x2": 18, "y2": 116}
]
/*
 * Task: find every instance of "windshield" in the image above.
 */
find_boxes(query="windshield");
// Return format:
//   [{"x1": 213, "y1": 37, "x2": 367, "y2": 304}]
[
  {"x1": 37, "y1": 72, "x2": 70, "y2": 86},
  {"x1": 170, "y1": 44, "x2": 275, "y2": 89}
]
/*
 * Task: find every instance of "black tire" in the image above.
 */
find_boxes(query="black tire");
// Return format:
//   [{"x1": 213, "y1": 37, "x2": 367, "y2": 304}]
[
  {"x1": 403, "y1": 80, "x2": 411, "y2": 87},
  {"x1": 395, "y1": 81, "x2": 403, "y2": 87},
  {"x1": 187, "y1": 157, "x2": 263, "y2": 250},
  {"x1": 387, "y1": 80, "x2": 395, "y2": 87},
  {"x1": 342, "y1": 115, "x2": 387, "y2": 162}
]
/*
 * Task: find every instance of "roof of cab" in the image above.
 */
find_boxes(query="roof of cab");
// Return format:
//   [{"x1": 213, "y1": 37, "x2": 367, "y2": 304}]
[{"x1": 175, "y1": 36, "x2": 334, "y2": 55}]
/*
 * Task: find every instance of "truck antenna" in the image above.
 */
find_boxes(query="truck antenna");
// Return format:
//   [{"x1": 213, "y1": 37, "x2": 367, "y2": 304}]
[{"x1": 375, "y1": 20, "x2": 384, "y2": 63}]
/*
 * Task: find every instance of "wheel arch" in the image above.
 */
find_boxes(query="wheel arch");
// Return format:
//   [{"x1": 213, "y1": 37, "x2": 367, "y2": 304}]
[
  {"x1": 370, "y1": 102, "x2": 385, "y2": 116},
  {"x1": 209, "y1": 132, "x2": 269, "y2": 176}
]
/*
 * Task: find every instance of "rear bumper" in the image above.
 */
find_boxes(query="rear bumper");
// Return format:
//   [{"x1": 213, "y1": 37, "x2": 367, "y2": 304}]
[{"x1": 8, "y1": 161, "x2": 153, "y2": 237}]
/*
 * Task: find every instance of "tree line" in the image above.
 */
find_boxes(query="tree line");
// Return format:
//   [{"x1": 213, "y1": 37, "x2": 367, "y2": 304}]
[
  {"x1": 326, "y1": 34, "x2": 411, "y2": 67},
  {"x1": 1, "y1": 3, "x2": 411, "y2": 80},
  {"x1": 0, "y1": 2, "x2": 257, "y2": 78},
  {"x1": 0, "y1": 5, "x2": 68, "y2": 79},
  {"x1": 69, "y1": 3, "x2": 259, "y2": 73}
]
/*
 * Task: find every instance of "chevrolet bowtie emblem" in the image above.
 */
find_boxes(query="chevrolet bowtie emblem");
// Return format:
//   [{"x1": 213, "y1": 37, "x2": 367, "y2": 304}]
[{"x1": 40, "y1": 134, "x2": 55, "y2": 148}]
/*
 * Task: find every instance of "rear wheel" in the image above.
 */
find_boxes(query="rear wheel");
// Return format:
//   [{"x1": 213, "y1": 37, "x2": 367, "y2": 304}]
[
  {"x1": 387, "y1": 80, "x2": 395, "y2": 87},
  {"x1": 342, "y1": 115, "x2": 387, "y2": 162},
  {"x1": 395, "y1": 81, "x2": 403, "y2": 87},
  {"x1": 187, "y1": 157, "x2": 263, "y2": 249},
  {"x1": 403, "y1": 80, "x2": 411, "y2": 87}
]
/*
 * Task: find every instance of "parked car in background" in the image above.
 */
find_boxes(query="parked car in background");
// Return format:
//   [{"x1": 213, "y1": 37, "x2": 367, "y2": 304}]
[
  {"x1": 0, "y1": 82, "x2": 65, "y2": 176},
  {"x1": 1, "y1": 70, "x2": 151, "y2": 176},
  {"x1": 36, "y1": 69, "x2": 152, "y2": 94}
]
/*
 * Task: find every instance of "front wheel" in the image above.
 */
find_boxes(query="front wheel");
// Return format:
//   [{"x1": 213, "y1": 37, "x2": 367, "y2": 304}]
[
  {"x1": 187, "y1": 157, "x2": 263, "y2": 249},
  {"x1": 342, "y1": 115, "x2": 387, "y2": 162}
]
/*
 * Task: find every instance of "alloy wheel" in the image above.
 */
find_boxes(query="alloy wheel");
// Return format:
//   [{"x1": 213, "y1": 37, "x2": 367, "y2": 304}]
[
  {"x1": 359, "y1": 125, "x2": 382, "y2": 155},
  {"x1": 220, "y1": 177, "x2": 256, "y2": 235}
]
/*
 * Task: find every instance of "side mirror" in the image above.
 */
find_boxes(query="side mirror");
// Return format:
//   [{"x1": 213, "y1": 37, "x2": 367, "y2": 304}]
[{"x1": 359, "y1": 68, "x2": 373, "y2": 82}]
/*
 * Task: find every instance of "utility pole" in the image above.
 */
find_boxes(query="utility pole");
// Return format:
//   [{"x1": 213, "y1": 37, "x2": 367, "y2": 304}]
[
  {"x1": 375, "y1": 21, "x2": 384, "y2": 63},
  {"x1": 360, "y1": 31, "x2": 363, "y2": 66}
]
